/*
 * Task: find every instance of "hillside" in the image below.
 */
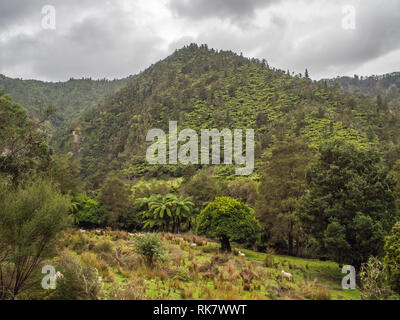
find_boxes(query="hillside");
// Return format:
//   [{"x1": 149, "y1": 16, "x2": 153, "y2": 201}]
[
  {"x1": 57, "y1": 44, "x2": 400, "y2": 188},
  {"x1": 0, "y1": 74, "x2": 133, "y2": 131},
  {"x1": 2, "y1": 44, "x2": 400, "y2": 301},
  {"x1": 326, "y1": 72, "x2": 400, "y2": 109}
]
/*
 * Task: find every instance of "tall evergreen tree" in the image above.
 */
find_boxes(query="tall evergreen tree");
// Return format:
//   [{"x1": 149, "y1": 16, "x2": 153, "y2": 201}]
[
  {"x1": 256, "y1": 138, "x2": 313, "y2": 256},
  {"x1": 98, "y1": 176, "x2": 131, "y2": 228},
  {"x1": 299, "y1": 140, "x2": 398, "y2": 267}
]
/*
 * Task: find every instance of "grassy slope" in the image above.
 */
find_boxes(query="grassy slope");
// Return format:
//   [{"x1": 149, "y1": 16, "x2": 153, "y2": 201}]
[{"x1": 60, "y1": 229, "x2": 360, "y2": 300}]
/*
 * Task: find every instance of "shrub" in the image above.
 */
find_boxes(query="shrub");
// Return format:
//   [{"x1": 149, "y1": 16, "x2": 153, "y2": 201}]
[
  {"x1": 71, "y1": 233, "x2": 88, "y2": 252},
  {"x1": 311, "y1": 286, "x2": 331, "y2": 300},
  {"x1": 264, "y1": 254, "x2": 275, "y2": 268},
  {"x1": 50, "y1": 252, "x2": 102, "y2": 300},
  {"x1": 360, "y1": 256, "x2": 392, "y2": 300},
  {"x1": 135, "y1": 234, "x2": 168, "y2": 266},
  {"x1": 0, "y1": 179, "x2": 70, "y2": 299},
  {"x1": 81, "y1": 252, "x2": 113, "y2": 281},
  {"x1": 384, "y1": 222, "x2": 400, "y2": 294},
  {"x1": 94, "y1": 240, "x2": 114, "y2": 254},
  {"x1": 113, "y1": 281, "x2": 144, "y2": 300}
]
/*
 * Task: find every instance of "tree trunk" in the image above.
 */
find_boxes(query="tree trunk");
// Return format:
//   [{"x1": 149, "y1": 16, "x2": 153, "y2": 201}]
[
  {"x1": 296, "y1": 238, "x2": 302, "y2": 257},
  {"x1": 220, "y1": 236, "x2": 231, "y2": 253},
  {"x1": 288, "y1": 233, "x2": 293, "y2": 256}
]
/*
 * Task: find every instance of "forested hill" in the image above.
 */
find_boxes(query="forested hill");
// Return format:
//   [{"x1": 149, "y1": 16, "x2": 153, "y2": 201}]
[
  {"x1": 326, "y1": 72, "x2": 400, "y2": 109},
  {"x1": 54, "y1": 44, "x2": 400, "y2": 188},
  {"x1": 0, "y1": 74, "x2": 133, "y2": 130}
]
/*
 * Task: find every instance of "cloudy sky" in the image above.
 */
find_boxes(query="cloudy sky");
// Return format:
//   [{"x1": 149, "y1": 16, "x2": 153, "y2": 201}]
[{"x1": 0, "y1": 0, "x2": 399, "y2": 81}]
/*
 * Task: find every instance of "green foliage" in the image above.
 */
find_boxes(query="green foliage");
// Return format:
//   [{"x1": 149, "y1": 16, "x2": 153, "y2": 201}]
[
  {"x1": 389, "y1": 160, "x2": 400, "y2": 208},
  {"x1": 384, "y1": 222, "x2": 400, "y2": 293},
  {"x1": 49, "y1": 153, "x2": 82, "y2": 194},
  {"x1": 65, "y1": 44, "x2": 400, "y2": 185},
  {"x1": 300, "y1": 140, "x2": 398, "y2": 267},
  {"x1": 0, "y1": 179, "x2": 70, "y2": 299},
  {"x1": 137, "y1": 194, "x2": 195, "y2": 232},
  {"x1": 329, "y1": 73, "x2": 400, "y2": 109},
  {"x1": 135, "y1": 234, "x2": 168, "y2": 266},
  {"x1": 182, "y1": 168, "x2": 223, "y2": 207},
  {"x1": 256, "y1": 138, "x2": 312, "y2": 256},
  {"x1": 0, "y1": 94, "x2": 51, "y2": 184},
  {"x1": 226, "y1": 178, "x2": 258, "y2": 207},
  {"x1": 50, "y1": 251, "x2": 102, "y2": 300},
  {"x1": 131, "y1": 179, "x2": 179, "y2": 199},
  {"x1": 196, "y1": 197, "x2": 260, "y2": 252},
  {"x1": 0, "y1": 74, "x2": 132, "y2": 132},
  {"x1": 98, "y1": 176, "x2": 132, "y2": 228},
  {"x1": 360, "y1": 256, "x2": 392, "y2": 300},
  {"x1": 71, "y1": 194, "x2": 105, "y2": 228}
]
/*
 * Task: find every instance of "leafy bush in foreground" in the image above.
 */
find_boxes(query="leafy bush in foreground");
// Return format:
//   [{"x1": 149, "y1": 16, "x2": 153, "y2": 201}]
[{"x1": 135, "y1": 234, "x2": 168, "y2": 266}]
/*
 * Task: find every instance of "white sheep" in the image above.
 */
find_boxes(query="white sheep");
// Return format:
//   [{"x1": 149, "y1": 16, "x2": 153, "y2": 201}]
[
  {"x1": 55, "y1": 271, "x2": 64, "y2": 280},
  {"x1": 281, "y1": 270, "x2": 293, "y2": 281},
  {"x1": 190, "y1": 243, "x2": 197, "y2": 248},
  {"x1": 238, "y1": 251, "x2": 246, "y2": 257}
]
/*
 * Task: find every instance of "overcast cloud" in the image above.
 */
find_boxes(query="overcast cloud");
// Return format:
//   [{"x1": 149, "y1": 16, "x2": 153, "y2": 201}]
[{"x1": 0, "y1": 0, "x2": 399, "y2": 81}]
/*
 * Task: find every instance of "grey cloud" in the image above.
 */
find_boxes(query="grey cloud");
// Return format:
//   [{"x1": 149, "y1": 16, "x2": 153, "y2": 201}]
[
  {"x1": 168, "y1": 0, "x2": 280, "y2": 21},
  {"x1": 1, "y1": 6, "x2": 167, "y2": 81},
  {"x1": 275, "y1": 0, "x2": 400, "y2": 78},
  {"x1": 0, "y1": 0, "x2": 101, "y2": 28},
  {"x1": 0, "y1": 1, "x2": 42, "y2": 28},
  {"x1": 1, "y1": 0, "x2": 400, "y2": 81}
]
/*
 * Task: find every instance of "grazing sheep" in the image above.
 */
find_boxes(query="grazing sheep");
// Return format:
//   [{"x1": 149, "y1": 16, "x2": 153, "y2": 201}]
[
  {"x1": 281, "y1": 270, "x2": 293, "y2": 281},
  {"x1": 79, "y1": 229, "x2": 86, "y2": 233},
  {"x1": 190, "y1": 243, "x2": 197, "y2": 248},
  {"x1": 55, "y1": 271, "x2": 64, "y2": 280},
  {"x1": 238, "y1": 251, "x2": 246, "y2": 257}
]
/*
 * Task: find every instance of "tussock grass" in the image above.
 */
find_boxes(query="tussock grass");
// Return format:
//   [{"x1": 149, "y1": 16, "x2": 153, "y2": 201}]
[{"x1": 54, "y1": 229, "x2": 361, "y2": 300}]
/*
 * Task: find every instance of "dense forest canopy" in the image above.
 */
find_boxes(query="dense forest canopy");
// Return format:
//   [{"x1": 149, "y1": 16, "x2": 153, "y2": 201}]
[
  {"x1": 0, "y1": 74, "x2": 134, "y2": 132},
  {"x1": 51, "y1": 44, "x2": 400, "y2": 188}
]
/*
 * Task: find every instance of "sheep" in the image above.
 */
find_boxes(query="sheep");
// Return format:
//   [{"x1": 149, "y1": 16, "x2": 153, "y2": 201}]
[
  {"x1": 190, "y1": 243, "x2": 197, "y2": 248},
  {"x1": 238, "y1": 251, "x2": 246, "y2": 257},
  {"x1": 281, "y1": 270, "x2": 293, "y2": 281},
  {"x1": 55, "y1": 271, "x2": 64, "y2": 280}
]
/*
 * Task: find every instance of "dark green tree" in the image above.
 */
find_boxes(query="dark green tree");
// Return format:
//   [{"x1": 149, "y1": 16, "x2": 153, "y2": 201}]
[
  {"x1": 49, "y1": 153, "x2": 82, "y2": 195},
  {"x1": 71, "y1": 194, "x2": 105, "y2": 228},
  {"x1": 299, "y1": 140, "x2": 398, "y2": 267},
  {"x1": 0, "y1": 95, "x2": 51, "y2": 184},
  {"x1": 98, "y1": 176, "x2": 132, "y2": 228},
  {"x1": 256, "y1": 138, "x2": 312, "y2": 256},
  {"x1": 196, "y1": 197, "x2": 260, "y2": 252},
  {"x1": 305, "y1": 69, "x2": 310, "y2": 79},
  {"x1": 384, "y1": 222, "x2": 400, "y2": 293},
  {"x1": 182, "y1": 168, "x2": 222, "y2": 208}
]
